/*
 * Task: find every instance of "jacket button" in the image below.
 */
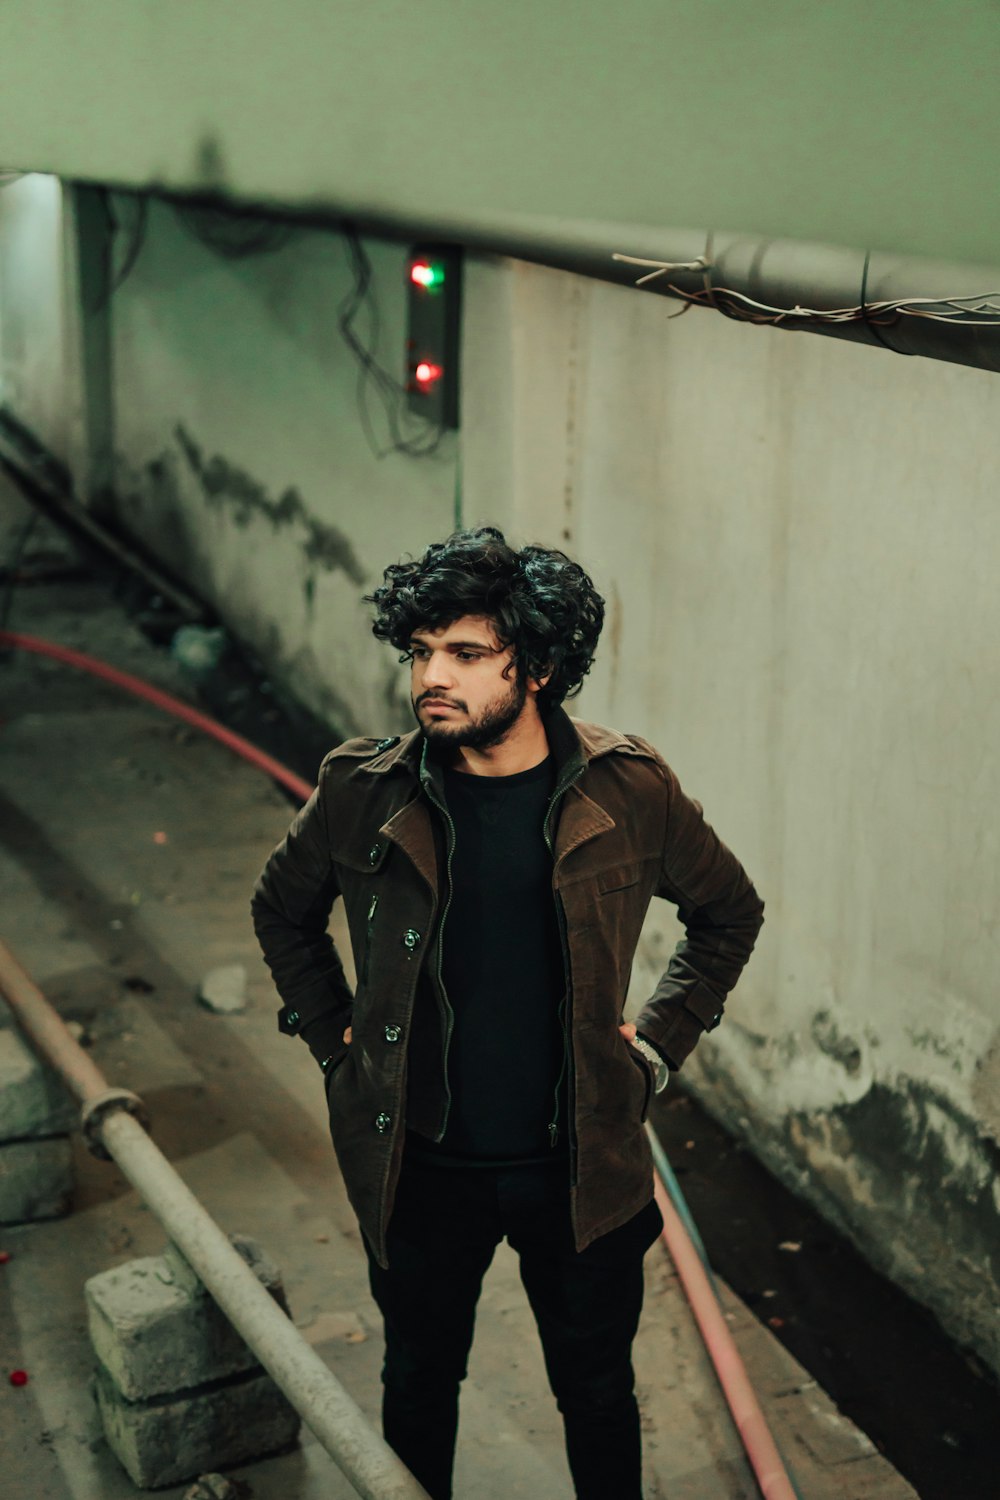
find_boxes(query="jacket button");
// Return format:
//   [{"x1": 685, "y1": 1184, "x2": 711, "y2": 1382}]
[
  {"x1": 384, "y1": 1025, "x2": 402, "y2": 1043},
  {"x1": 368, "y1": 843, "x2": 381, "y2": 866},
  {"x1": 376, "y1": 737, "x2": 399, "y2": 752},
  {"x1": 374, "y1": 1111, "x2": 392, "y2": 1133},
  {"x1": 402, "y1": 928, "x2": 421, "y2": 952},
  {"x1": 286, "y1": 1009, "x2": 300, "y2": 1029}
]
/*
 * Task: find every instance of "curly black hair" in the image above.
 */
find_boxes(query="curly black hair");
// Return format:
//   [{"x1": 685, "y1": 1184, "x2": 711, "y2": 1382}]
[{"x1": 364, "y1": 526, "x2": 605, "y2": 710}]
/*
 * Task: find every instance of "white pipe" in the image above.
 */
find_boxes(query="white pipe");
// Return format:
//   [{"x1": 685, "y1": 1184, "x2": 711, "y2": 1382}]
[
  {"x1": 100, "y1": 1109, "x2": 428, "y2": 1500},
  {"x1": 0, "y1": 941, "x2": 429, "y2": 1500}
]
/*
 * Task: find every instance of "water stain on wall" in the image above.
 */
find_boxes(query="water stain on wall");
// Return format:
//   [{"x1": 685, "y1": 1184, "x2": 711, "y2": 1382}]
[
  {"x1": 811, "y1": 1008, "x2": 863, "y2": 1076},
  {"x1": 174, "y1": 424, "x2": 367, "y2": 591},
  {"x1": 692, "y1": 1038, "x2": 1000, "y2": 1376},
  {"x1": 792, "y1": 1079, "x2": 1000, "y2": 1358}
]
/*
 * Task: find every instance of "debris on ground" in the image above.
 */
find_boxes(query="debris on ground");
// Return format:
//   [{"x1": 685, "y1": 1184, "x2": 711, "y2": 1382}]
[
  {"x1": 182, "y1": 1474, "x2": 250, "y2": 1500},
  {"x1": 197, "y1": 964, "x2": 247, "y2": 1015}
]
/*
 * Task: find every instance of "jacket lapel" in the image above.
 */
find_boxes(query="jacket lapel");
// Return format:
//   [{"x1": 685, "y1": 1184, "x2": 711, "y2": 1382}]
[
  {"x1": 380, "y1": 798, "x2": 439, "y2": 895},
  {"x1": 553, "y1": 784, "x2": 616, "y2": 872}
]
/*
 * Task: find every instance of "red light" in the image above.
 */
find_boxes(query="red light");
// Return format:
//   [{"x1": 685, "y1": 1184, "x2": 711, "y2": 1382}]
[
  {"x1": 410, "y1": 261, "x2": 444, "y2": 289},
  {"x1": 414, "y1": 361, "x2": 443, "y2": 387}
]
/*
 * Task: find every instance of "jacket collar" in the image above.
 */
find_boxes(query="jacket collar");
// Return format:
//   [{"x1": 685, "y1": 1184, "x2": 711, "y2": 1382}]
[{"x1": 359, "y1": 704, "x2": 637, "y2": 784}]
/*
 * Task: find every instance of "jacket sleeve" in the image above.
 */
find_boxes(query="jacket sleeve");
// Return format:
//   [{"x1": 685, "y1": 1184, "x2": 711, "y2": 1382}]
[
  {"x1": 634, "y1": 759, "x2": 764, "y2": 1070},
  {"x1": 250, "y1": 762, "x2": 354, "y2": 1073}
]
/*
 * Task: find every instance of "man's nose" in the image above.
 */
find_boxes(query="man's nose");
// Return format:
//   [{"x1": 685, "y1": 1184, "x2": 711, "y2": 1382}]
[{"x1": 421, "y1": 651, "x2": 455, "y2": 690}]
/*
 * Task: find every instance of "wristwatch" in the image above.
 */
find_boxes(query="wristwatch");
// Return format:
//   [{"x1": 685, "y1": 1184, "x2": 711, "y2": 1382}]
[{"x1": 630, "y1": 1035, "x2": 669, "y2": 1095}]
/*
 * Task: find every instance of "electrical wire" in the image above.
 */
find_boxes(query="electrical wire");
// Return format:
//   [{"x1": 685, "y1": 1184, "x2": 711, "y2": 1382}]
[
  {"x1": 612, "y1": 245, "x2": 1000, "y2": 336},
  {"x1": 0, "y1": 630, "x2": 313, "y2": 802},
  {"x1": 336, "y1": 223, "x2": 449, "y2": 461},
  {"x1": 107, "y1": 192, "x2": 150, "y2": 300},
  {"x1": 170, "y1": 202, "x2": 448, "y2": 460}
]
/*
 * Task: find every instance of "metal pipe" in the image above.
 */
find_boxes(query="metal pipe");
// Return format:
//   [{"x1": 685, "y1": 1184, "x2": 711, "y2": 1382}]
[
  {"x1": 0, "y1": 436, "x2": 207, "y2": 624},
  {"x1": 0, "y1": 939, "x2": 109, "y2": 1105},
  {"x1": 0, "y1": 942, "x2": 429, "y2": 1500}
]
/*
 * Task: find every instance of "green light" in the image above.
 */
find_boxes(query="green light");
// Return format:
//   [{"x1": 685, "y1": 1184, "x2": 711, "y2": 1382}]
[{"x1": 411, "y1": 260, "x2": 445, "y2": 289}]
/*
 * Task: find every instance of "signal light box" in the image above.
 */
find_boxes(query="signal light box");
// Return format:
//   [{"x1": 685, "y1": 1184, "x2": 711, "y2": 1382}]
[{"x1": 405, "y1": 245, "x2": 462, "y2": 429}]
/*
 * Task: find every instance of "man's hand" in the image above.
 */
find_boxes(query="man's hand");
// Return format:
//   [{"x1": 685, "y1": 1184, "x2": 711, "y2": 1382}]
[
  {"x1": 343, "y1": 1026, "x2": 352, "y2": 1045},
  {"x1": 618, "y1": 1022, "x2": 637, "y2": 1042}
]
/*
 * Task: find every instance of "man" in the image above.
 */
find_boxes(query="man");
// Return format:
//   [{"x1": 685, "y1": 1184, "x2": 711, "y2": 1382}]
[{"x1": 251, "y1": 525, "x2": 764, "y2": 1500}]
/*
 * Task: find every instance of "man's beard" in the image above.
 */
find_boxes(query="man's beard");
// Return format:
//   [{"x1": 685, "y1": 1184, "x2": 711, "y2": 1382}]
[{"x1": 413, "y1": 674, "x2": 528, "y2": 751}]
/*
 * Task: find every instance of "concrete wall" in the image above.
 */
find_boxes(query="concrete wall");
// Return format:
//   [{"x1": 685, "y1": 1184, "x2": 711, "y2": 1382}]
[
  {"x1": 0, "y1": 174, "x2": 67, "y2": 453},
  {"x1": 108, "y1": 198, "x2": 457, "y2": 734},
  {"x1": 463, "y1": 256, "x2": 1000, "y2": 1373}
]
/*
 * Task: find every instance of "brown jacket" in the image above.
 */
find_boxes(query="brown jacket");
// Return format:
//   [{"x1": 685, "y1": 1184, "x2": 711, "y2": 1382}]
[{"x1": 251, "y1": 707, "x2": 764, "y2": 1266}]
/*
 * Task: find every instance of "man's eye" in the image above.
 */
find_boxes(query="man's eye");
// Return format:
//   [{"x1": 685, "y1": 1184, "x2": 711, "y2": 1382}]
[{"x1": 456, "y1": 652, "x2": 480, "y2": 662}]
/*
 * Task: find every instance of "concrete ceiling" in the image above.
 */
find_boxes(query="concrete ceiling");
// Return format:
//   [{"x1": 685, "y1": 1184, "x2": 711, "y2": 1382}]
[{"x1": 1, "y1": 0, "x2": 998, "y2": 268}]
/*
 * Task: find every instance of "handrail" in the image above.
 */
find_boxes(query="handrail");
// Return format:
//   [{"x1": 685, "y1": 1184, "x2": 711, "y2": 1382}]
[{"x1": 0, "y1": 941, "x2": 429, "y2": 1500}]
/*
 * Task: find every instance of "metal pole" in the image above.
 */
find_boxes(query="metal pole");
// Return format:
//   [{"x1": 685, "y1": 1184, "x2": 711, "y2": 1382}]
[{"x1": 0, "y1": 941, "x2": 429, "y2": 1500}]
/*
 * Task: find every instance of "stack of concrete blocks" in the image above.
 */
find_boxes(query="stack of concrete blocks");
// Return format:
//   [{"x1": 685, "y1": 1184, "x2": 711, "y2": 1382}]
[
  {"x1": 86, "y1": 1234, "x2": 301, "y2": 1487},
  {"x1": 0, "y1": 1022, "x2": 76, "y2": 1223}
]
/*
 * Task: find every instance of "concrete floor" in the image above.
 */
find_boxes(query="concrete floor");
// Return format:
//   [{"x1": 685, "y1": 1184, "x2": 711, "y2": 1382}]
[{"x1": 0, "y1": 485, "x2": 919, "y2": 1498}]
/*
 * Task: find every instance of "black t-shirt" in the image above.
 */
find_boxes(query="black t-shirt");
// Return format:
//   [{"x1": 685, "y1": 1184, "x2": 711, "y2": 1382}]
[{"x1": 409, "y1": 755, "x2": 567, "y2": 1164}]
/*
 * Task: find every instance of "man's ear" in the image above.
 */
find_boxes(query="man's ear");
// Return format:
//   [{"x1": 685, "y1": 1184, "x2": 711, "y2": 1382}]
[{"x1": 527, "y1": 667, "x2": 553, "y2": 696}]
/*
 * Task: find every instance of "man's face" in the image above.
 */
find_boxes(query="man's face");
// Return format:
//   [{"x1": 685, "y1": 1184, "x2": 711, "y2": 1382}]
[{"x1": 409, "y1": 616, "x2": 529, "y2": 751}]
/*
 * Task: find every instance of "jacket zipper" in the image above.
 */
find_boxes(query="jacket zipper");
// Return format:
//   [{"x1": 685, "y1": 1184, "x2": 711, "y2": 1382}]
[
  {"x1": 420, "y1": 777, "x2": 458, "y2": 1139},
  {"x1": 361, "y1": 893, "x2": 379, "y2": 985},
  {"x1": 543, "y1": 763, "x2": 585, "y2": 1157}
]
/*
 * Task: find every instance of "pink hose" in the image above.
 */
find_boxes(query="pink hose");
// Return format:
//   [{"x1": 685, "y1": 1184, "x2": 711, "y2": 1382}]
[
  {"x1": 652, "y1": 1171, "x2": 799, "y2": 1499},
  {"x1": 2, "y1": 626, "x2": 798, "y2": 1497},
  {"x1": 0, "y1": 630, "x2": 314, "y2": 803}
]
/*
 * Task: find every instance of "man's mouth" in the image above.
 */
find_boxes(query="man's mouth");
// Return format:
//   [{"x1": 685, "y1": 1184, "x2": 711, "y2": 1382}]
[{"x1": 421, "y1": 699, "x2": 461, "y2": 711}]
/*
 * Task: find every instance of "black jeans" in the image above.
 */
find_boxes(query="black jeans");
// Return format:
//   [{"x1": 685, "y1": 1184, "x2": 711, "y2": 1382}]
[{"x1": 365, "y1": 1151, "x2": 663, "y2": 1500}]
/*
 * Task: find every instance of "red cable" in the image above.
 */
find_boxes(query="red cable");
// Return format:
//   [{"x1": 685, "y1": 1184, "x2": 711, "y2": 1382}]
[{"x1": 0, "y1": 630, "x2": 314, "y2": 804}]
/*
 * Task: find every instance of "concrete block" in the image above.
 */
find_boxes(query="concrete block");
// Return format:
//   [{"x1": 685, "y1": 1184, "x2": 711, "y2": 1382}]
[
  {"x1": 86, "y1": 1234, "x2": 290, "y2": 1401},
  {"x1": 0, "y1": 1136, "x2": 73, "y2": 1223},
  {"x1": 0, "y1": 1025, "x2": 77, "y2": 1141},
  {"x1": 94, "y1": 1364, "x2": 300, "y2": 1488}
]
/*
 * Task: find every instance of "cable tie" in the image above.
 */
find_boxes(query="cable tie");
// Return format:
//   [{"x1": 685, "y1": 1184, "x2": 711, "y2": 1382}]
[{"x1": 859, "y1": 251, "x2": 910, "y2": 355}]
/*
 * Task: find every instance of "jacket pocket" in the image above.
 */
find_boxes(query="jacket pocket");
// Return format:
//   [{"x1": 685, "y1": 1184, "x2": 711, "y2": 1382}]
[
  {"x1": 596, "y1": 861, "x2": 644, "y2": 896},
  {"x1": 626, "y1": 1044, "x2": 653, "y2": 1123},
  {"x1": 360, "y1": 893, "x2": 379, "y2": 984}
]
